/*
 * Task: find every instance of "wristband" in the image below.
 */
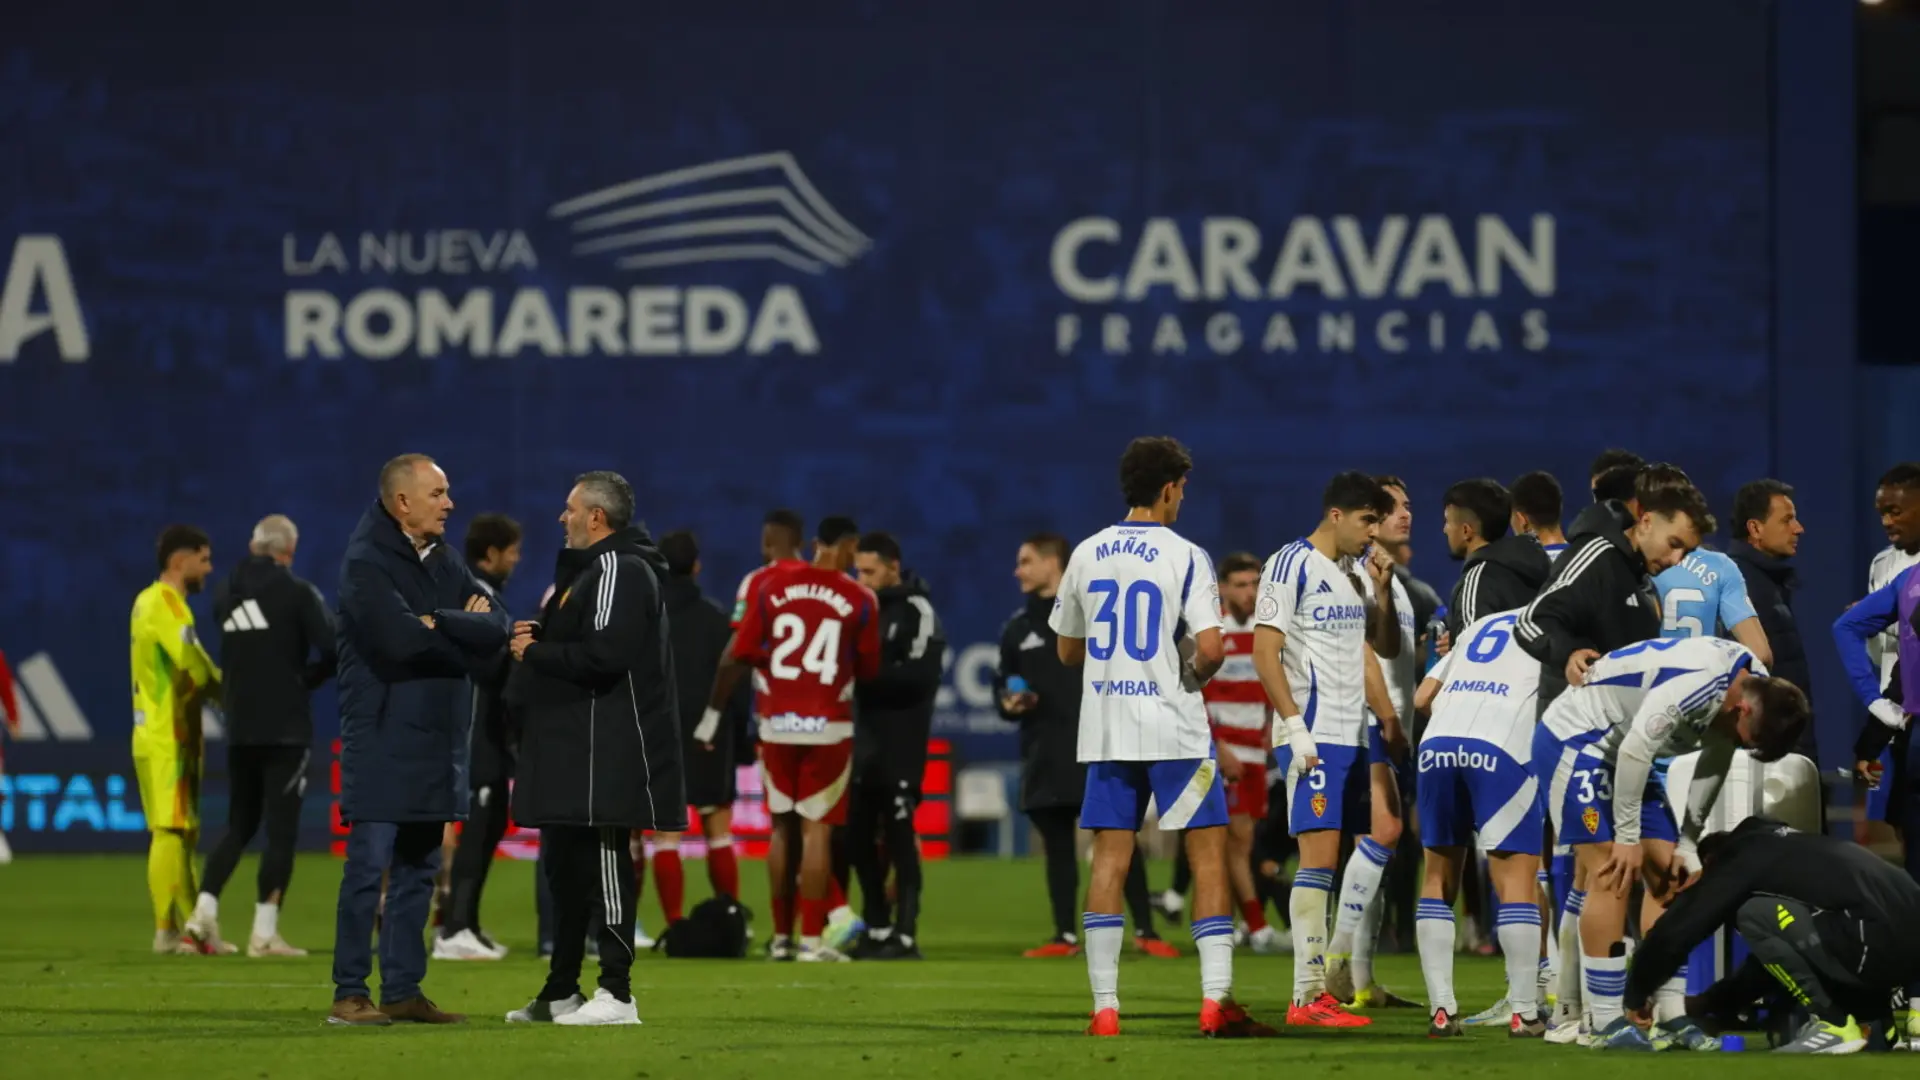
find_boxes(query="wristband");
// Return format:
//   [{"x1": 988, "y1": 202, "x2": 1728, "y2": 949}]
[
  {"x1": 692, "y1": 706, "x2": 722, "y2": 744},
  {"x1": 1870, "y1": 698, "x2": 1908, "y2": 732}
]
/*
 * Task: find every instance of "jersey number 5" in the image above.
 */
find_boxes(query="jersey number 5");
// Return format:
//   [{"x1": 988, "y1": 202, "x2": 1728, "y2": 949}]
[
  {"x1": 769, "y1": 613, "x2": 842, "y2": 684},
  {"x1": 1087, "y1": 578, "x2": 1163, "y2": 662},
  {"x1": 1662, "y1": 587, "x2": 1706, "y2": 638}
]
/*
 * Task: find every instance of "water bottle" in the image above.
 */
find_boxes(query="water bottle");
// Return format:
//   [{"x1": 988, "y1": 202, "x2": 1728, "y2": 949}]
[{"x1": 1424, "y1": 605, "x2": 1449, "y2": 672}]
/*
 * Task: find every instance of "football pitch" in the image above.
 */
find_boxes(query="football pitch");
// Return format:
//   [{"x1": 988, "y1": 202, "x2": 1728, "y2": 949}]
[{"x1": 0, "y1": 854, "x2": 1901, "y2": 1078}]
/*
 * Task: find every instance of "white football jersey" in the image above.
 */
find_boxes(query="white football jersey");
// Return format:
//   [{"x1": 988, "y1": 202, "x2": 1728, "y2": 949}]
[
  {"x1": 1869, "y1": 545, "x2": 1920, "y2": 690},
  {"x1": 1051, "y1": 522, "x2": 1221, "y2": 762},
  {"x1": 1421, "y1": 609, "x2": 1539, "y2": 762},
  {"x1": 1257, "y1": 539, "x2": 1369, "y2": 749},
  {"x1": 1542, "y1": 636, "x2": 1766, "y2": 759},
  {"x1": 1351, "y1": 558, "x2": 1417, "y2": 723}
]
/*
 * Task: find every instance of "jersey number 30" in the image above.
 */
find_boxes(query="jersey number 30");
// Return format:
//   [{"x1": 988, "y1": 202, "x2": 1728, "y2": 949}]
[
  {"x1": 1087, "y1": 578, "x2": 1163, "y2": 662},
  {"x1": 769, "y1": 613, "x2": 842, "y2": 684}
]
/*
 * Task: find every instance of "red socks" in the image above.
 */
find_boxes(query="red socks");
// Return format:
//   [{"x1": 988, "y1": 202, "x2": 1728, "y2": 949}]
[
  {"x1": 1240, "y1": 898, "x2": 1268, "y2": 933},
  {"x1": 801, "y1": 897, "x2": 830, "y2": 937},
  {"x1": 708, "y1": 841, "x2": 740, "y2": 900},
  {"x1": 654, "y1": 849, "x2": 685, "y2": 923}
]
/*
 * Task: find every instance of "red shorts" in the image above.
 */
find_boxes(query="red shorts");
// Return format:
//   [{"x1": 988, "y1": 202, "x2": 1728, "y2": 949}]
[
  {"x1": 1225, "y1": 764, "x2": 1268, "y2": 820},
  {"x1": 758, "y1": 740, "x2": 853, "y2": 824}
]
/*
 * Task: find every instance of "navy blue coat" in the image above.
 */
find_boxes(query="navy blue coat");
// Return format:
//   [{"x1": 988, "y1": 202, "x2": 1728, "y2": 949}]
[{"x1": 335, "y1": 502, "x2": 510, "y2": 824}]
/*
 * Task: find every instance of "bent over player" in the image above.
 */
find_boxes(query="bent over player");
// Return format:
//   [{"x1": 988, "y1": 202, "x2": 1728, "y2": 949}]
[
  {"x1": 131, "y1": 526, "x2": 225, "y2": 954},
  {"x1": 1533, "y1": 635, "x2": 1808, "y2": 1049},
  {"x1": 1051, "y1": 436, "x2": 1275, "y2": 1038}
]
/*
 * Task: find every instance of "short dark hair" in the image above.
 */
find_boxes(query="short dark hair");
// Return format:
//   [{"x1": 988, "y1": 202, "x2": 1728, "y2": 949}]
[
  {"x1": 156, "y1": 524, "x2": 211, "y2": 574},
  {"x1": 1510, "y1": 470, "x2": 1564, "y2": 529},
  {"x1": 658, "y1": 530, "x2": 699, "y2": 577},
  {"x1": 1732, "y1": 479, "x2": 1794, "y2": 542},
  {"x1": 764, "y1": 509, "x2": 805, "y2": 548},
  {"x1": 817, "y1": 516, "x2": 861, "y2": 546},
  {"x1": 1023, "y1": 532, "x2": 1070, "y2": 566},
  {"x1": 1878, "y1": 462, "x2": 1920, "y2": 493},
  {"x1": 463, "y1": 513, "x2": 522, "y2": 566},
  {"x1": 1374, "y1": 475, "x2": 1408, "y2": 497},
  {"x1": 1220, "y1": 551, "x2": 1263, "y2": 578},
  {"x1": 575, "y1": 470, "x2": 635, "y2": 530},
  {"x1": 1590, "y1": 448, "x2": 1644, "y2": 482},
  {"x1": 1119, "y1": 436, "x2": 1194, "y2": 509},
  {"x1": 857, "y1": 531, "x2": 902, "y2": 564},
  {"x1": 1592, "y1": 464, "x2": 1641, "y2": 503},
  {"x1": 1442, "y1": 479, "x2": 1513, "y2": 542},
  {"x1": 1746, "y1": 676, "x2": 1810, "y2": 763},
  {"x1": 1323, "y1": 470, "x2": 1387, "y2": 514},
  {"x1": 1635, "y1": 463, "x2": 1711, "y2": 531}
]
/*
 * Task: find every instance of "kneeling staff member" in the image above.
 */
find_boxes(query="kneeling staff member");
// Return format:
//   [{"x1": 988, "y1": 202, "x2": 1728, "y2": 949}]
[
  {"x1": 505, "y1": 471, "x2": 687, "y2": 1026},
  {"x1": 1624, "y1": 817, "x2": 1920, "y2": 1055}
]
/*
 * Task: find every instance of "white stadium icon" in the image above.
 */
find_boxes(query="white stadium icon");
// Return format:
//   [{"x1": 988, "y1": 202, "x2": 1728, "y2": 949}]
[{"x1": 550, "y1": 152, "x2": 873, "y2": 276}]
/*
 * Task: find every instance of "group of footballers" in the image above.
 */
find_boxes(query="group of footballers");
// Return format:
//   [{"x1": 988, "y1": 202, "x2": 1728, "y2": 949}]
[{"x1": 1050, "y1": 435, "x2": 1838, "y2": 1046}]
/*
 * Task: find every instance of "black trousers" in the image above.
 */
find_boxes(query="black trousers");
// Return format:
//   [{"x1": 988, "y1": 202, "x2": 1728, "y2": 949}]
[
  {"x1": 849, "y1": 729, "x2": 930, "y2": 939},
  {"x1": 442, "y1": 779, "x2": 512, "y2": 937},
  {"x1": 1737, "y1": 894, "x2": 1911, "y2": 1026},
  {"x1": 1028, "y1": 807, "x2": 1153, "y2": 938},
  {"x1": 539, "y1": 826, "x2": 637, "y2": 1003},
  {"x1": 202, "y1": 744, "x2": 308, "y2": 904}
]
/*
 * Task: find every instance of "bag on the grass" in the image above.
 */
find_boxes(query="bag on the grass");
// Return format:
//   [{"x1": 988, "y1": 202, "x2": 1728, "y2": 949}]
[{"x1": 657, "y1": 896, "x2": 752, "y2": 958}]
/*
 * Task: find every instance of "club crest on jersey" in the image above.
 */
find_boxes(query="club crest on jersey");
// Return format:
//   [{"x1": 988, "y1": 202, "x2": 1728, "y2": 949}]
[
  {"x1": 1582, "y1": 805, "x2": 1600, "y2": 835},
  {"x1": 1311, "y1": 791, "x2": 1328, "y2": 818},
  {"x1": 1256, "y1": 590, "x2": 1279, "y2": 622}
]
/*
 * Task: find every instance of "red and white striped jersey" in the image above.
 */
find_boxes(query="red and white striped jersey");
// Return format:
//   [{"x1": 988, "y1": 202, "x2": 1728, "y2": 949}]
[{"x1": 1205, "y1": 613, "x2": 1270, "y2": 765}]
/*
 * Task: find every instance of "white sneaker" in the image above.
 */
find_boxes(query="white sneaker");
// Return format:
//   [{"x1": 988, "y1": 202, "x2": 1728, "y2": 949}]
[
  {"x1": 473, "y1": 931, "x2": 509, "y2": 959},
  {"x1": 1544, "y1": 1019, "x2": 1585, "y2": 1045},
  {"x1": 552, "y1": 988, "x2": 642, "y2": 1026},
  {"x1": 796, "y1": 943, "x2": 851, "y2": 963},
  {"x1": 0, "y1": 829, "x2": 13, "y2": 864},
  {"x1": 433, "y1": 929, "x2": 502, "y2": 961},
  {"x1": 154, "y1": 929, "x2": 184, "y2": 954},
  {"x1": 181, "y1": 919, "x2": 238, "y2": 955},
  {"x1": 1249, "y1": 926, "x2": 1290, "y2": 954},
  {"x1": 507, "y1": 993, "x2": 585, "y2": 1023},
  {"x1": 247, "y1": 934, "x2": 308, "y2": 957},
  {"x1": 768, "y1": 938, "x2": 796, "y2": 962},
  {"x1": 633, "y1": 919, "x2": 657, "y2": 951}
]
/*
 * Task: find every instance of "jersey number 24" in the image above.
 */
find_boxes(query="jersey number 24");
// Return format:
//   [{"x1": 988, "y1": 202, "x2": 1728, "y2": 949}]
[{"x1": 769, "y1": 614, "x2": 842, "y2": 684}]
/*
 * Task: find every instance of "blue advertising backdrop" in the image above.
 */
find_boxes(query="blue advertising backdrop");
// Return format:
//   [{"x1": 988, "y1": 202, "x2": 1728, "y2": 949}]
[{"x1": 0, "y1": 1, "x2": 1858, "y2": 852}]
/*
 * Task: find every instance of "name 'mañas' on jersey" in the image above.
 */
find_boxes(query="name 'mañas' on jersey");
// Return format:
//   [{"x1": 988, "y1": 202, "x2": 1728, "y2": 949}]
[
  {"x1": 1421, "y1": 609, "x2": 1539, "y2": 763},
  {"x1": 732, "y1": 563, "x2": 881, "y2": 745},
  {"x1": 1541, "y1": 635, "x2": 1765, "y2": 760},
  {"x1": 1257, "y1": 539, "x2": 1369, "y2": 750},
  {"x1": 1050, "y1": 522, "x2": 1221, "y2": 762}
]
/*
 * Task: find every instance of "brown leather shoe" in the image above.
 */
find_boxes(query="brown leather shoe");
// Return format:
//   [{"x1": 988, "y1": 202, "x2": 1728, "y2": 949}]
[
  {"x1": 381, "y1": 996, "x2": 466, "y2": 1024},
  {"x1": 326, "y1": 996, "x2": 392, "y2": 1026}
]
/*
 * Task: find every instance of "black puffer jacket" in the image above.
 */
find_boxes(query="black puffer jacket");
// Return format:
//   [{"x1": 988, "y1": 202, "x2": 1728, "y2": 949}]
[{"x1": 507, "y1": 527, "x2": 687, "y2": 830}]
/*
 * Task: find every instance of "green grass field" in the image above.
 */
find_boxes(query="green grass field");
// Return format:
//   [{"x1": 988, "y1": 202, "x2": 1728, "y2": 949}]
[{"x1": 0, "y1": 853, "x2": 1906, "y2": 1078}]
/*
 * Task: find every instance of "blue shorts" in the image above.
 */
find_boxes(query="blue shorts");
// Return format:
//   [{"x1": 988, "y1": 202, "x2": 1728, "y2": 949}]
[
  {"x1": 1416, "y1": 736, "x2": 1541, "y2": 855},
  {"x1": 1275, "y1": 741, "x2": 1369, "y2": 836},
  {"x1": 1867, "y1": 744, "x2": 1899, "y2": 822},
  {"x1": 1080, "y1": 757, "x2": 1230, "y2": 832},
  {"x1": 1532, "y1": 726, "x2": 1677, "y2": 847}
]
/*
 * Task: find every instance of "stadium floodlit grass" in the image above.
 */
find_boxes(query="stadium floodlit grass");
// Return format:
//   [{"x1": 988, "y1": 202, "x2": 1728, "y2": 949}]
[{"x1": 0, "y1": 854, "x2": 1901, "y2": 1078}]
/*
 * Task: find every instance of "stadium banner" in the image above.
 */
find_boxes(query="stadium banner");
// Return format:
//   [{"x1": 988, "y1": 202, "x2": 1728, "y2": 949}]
[{"x1": 4, "y1": 2, "x2": 1787, "y2": 849}]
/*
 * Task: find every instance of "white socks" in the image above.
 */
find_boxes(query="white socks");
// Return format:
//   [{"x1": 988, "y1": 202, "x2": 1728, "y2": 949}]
[
  {"x1": 1653, "y1": 966, "x2": 1688, "y2": 1024},
  {"x1": 253, "y1": 901, "x2": 280, "y2": 941},
  {"x1": 1556, "y1": 890, "x2": 1586, "y2": 1020},
  {"x1": 193, "y1": 892, "x2": 218, "y2": 923},
  {"x1": 1496, "y1": 902, "x2": 1542, "y2": 1017},
  {"x1": 1584, "y1": 953, "x2": 1627, "y2": 1031},
  {"x1": 1415, "y1": 897, "x2": 1457, "y2": 1015},
  {"x1": 1191, "y1": 916, "x2": 1234, "y2": 1002},
  {"x1": 1329, "y1": 837, "x2": 1391, "y2": 960},
  {"x1": 1083, "y1": 913, "x2": 1125, "y2": 1013},
  {"x1": 1291, "y1": 867, "x2": 1334, "y2": 1004}
]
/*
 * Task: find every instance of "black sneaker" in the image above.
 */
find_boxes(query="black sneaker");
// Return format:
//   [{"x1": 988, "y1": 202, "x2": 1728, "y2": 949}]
[
  {"x1": 876, "y1": 935, "x2": 922, "y2": 961},
  {"x1": 850, "y1": 933, "x2": 891, "y2": 960}
]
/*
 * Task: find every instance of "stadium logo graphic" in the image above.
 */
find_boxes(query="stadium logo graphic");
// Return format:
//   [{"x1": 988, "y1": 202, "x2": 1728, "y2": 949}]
[
  {"x1": 2, "y1": 653, "x2": 224, "y2": 742},
  {"x1": 1049, "y1": 213, "x2": 1554, "y2": 358},
  {"x1": 282, "y1": 152, "x2": 870, "y2": 360}
]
